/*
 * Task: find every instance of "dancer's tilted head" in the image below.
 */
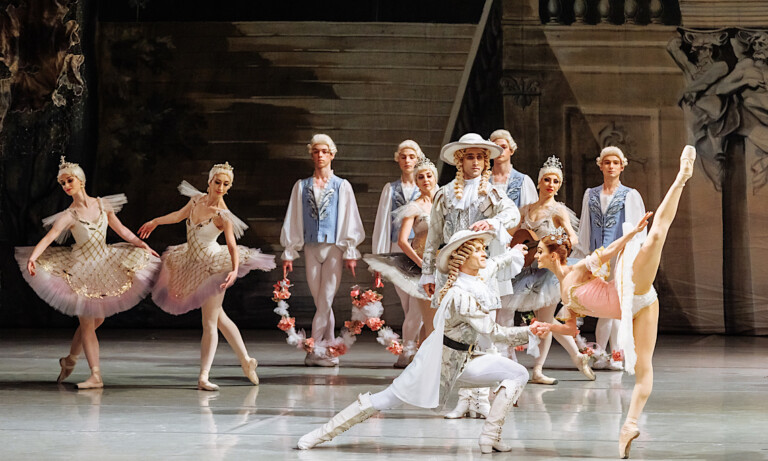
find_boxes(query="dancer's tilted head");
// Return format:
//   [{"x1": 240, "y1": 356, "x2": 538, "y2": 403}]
[
  {"x1": 437, "y1": 230, "x2": 494, "y2": 301},
  {"x1": 414, "y1": 157, "x2": 437, "y2": 195},
  {"x1": 208, "y1": 162, "x2": 234, "y2": 196},
  {"x1": 537, "y1": 156, "x2": 563, "y2": 196},
  {"x1": 57, "y1": 156, "x2": 86, "y2": 195},
  {"x1": 535, "y1": 226, "x2": 571, "y2": 267}
]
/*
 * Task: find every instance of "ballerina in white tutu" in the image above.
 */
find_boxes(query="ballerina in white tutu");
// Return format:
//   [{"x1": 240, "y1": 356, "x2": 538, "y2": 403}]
[
  {"x1": 16, "y1": 157, "x2": 161, "y2": 389},
  {"x1": 502, "y1": 156, "x2": 595, "y2": 384},
  {"x1": 139, "y1": 162, "x2": 276, "y2": 391},
  {"x1": 364, "y1": 156, "x2": 439, "y2": 361}
]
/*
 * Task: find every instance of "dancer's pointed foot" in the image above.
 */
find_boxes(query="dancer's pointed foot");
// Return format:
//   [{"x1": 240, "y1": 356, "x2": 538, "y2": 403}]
[
  {"x1": 76, "y1": 367, "x2": 103, "y2": 389},
  {"x1": 57, "y1": 355, "x2": 77, "y2": 383},
  {"x1": 619, "y1": 421, "x2": 640, "y2": 459},
  {"x1": 242, "y1": 358, "x2": 259, "y2": 385},
  {"x1": 677, "y1": 145, "x2": 696, "y2": 186},
  {"x1": 576, "y1": 353, "x2": 596, "y2": 381}
]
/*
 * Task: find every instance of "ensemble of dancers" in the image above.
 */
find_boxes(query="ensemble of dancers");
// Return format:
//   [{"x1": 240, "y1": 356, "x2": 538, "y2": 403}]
[{"x1": 14, "y1": 130, "x2": 697, "y2": 459}]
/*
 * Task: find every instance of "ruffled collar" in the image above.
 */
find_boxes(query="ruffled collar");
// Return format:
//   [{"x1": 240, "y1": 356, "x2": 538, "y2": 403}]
[
  {"x1": 450, "y1": 177, "x2": 481, "y2": 210},
  {"x1": 453, "y1": 271, "x2": 499, "y2": 312}
]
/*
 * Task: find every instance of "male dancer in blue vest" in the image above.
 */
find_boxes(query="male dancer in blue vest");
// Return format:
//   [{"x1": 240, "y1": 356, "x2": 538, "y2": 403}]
[
  {"x1": 488, "y1": 129, "x2": 538, "y2": 336},
  {"x1": 281, "y1": 134, "x2": 365, "y2": 367},
  {"x1": 371, "y1": 140, "x2": 424, "y2": 368},
  {"x1": 576, "y1": 146, "x2": 646, "y2": 371}
]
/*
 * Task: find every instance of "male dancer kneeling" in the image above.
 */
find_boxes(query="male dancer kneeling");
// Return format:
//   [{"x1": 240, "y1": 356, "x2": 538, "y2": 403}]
[{"x1": 298, "y1": 230, "x2": 545, "y2": 453}]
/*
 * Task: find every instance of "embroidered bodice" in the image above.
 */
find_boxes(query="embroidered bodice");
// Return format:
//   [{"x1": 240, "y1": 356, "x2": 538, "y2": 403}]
[
  {"x1": 392, "y1": 200, "x2": 431, "y2": 257},
  {"x1": 520, "y1": 202, "x2": 567, "y2": 239}
]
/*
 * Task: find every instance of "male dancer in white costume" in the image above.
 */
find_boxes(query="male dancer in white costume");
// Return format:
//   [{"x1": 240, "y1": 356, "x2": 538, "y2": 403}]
[
  {"x1": 280, "y1": 134, "x2": 365, "y2": 367},
  {"x1": 576, "y1": 146, "x2": 646, "y2": 370}
]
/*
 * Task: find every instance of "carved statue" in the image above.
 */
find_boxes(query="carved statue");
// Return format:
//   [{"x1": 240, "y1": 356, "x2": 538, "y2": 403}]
[
  {"x1": 715, "y1": 29, "x2": 768, "y2": 191},
  {"x1": 667, "y1": 29, "x2": 731, "y2": 189}
]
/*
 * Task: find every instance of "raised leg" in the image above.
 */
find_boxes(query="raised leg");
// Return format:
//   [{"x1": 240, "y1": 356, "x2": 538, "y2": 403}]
[{"x1": 632, "y1": 146, "x2": 695, "y2": 294}]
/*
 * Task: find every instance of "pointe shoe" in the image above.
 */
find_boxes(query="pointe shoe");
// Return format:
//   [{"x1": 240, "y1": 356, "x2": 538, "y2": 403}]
[
  {"x1": 576, "y1": 353, "x2": 596, "y2": 381},
  {"x1": 678, "y1": 145, "x2": 696, "y2": 183},
  {"x1": 529, "y1": 367, "x2": 558, "y2": 385},
  {"x1": 57, "y1": 356, "x2": 77, "y2": 383},
  {"x1": 619, "y1": 423, "x2": 641, "y2": 459},
  {"x1": 304, "y1": 353, "x2": 339, "y2": 367},
  {"x1": 198, "y1": 371, "x2": 220, "y2": 391},
  {"x1": 76, "y1": 367, "x2": 103, "y2": 389},
  {"x1": 242, "y1": 358, "x2": 259, "y2": 385}
]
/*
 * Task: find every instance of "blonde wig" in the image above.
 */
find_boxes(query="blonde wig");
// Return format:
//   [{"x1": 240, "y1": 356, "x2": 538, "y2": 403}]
[{"x1": 438, "y1": 238, "x2": 485, "y2": 303}]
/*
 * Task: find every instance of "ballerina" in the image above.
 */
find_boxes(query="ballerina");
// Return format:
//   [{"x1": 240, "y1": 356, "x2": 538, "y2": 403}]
[
  {"x1": 16, "y1": 156, "x2": 161, "y2": 389},
  {"x1": 502, "y1": 156, "x2": 595, "y2": 384},
  {"x1": 139, "y1": 162, "x2": 276, "y2": 391},
  {"x1": 364, "y1": 156, "x2": 439, "y2": 362},
  {"x1": 298, "y1": 230, "x2": 541, "y2": 454},
  {"x1": 531, "y1": 146, "x2": 697, "y2": 458}
]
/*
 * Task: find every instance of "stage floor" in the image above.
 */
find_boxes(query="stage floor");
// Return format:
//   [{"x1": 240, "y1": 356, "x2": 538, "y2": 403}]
[{"x1": 0, "y1": 330, "x2": 766, "y2": 460}]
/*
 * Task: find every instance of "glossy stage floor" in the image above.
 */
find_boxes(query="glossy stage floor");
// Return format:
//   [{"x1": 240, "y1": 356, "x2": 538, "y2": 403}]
[{"x1": 0, "y1": 329, "x2": 766, "y2": 460}]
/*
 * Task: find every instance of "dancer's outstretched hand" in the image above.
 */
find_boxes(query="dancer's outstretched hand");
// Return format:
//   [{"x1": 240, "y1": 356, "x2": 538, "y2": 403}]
[
  {"x1": 344, "y1": 259, "x2": 357, "y2": 277},
  {"x1": 282, "y1": 260, "x2": 293, "y2": 277},
  {"x1": 529, "y1": 321, "x2": 552, "y2": 338},
  {"x1": 635, "y1": 211, "x2": 653, "y2": 234},
  {"x1": 221, "y1": 270, "x2": 237, "y2": 290},
  {"x1": 140, "y1": 242, "x2": 160, "y2": 258},
  {"x1": 138, "y1": 220, "x2": 157, "y2": 239},
  {"x1": 27, "y1": 259, "x2": 36, "y2": 276}
]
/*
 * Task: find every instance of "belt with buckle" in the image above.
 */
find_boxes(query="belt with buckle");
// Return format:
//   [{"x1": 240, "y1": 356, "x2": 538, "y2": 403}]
[{"x1": 443, "y1": 335, "x2": 474, "y2": 353}]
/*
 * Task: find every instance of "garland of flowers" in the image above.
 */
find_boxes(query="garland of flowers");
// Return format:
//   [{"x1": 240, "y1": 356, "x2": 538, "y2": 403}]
[
  {"x1": 575, "y1": 334, "x2": 624, "y2": 368},
  {"x1": 273, "y1": 277, "x2": 406, "y2": 359}
]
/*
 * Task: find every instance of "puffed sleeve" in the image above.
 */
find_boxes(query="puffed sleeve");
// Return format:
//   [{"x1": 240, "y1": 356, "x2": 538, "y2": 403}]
[
  {"x1": 520, "y1": 174, "x2": 538, "y2": 207},
  {"x1": 484, "y1": 188, "x2": 520, "y2": 244},
  {"x1": 419, "y1": 188, "x2": 446, "y2": 282},
  {"x1": 488, "y1": 247, "x2": 526, "y2": 281},
  {"x1": 280, "y1": 180, "x2": 305, "y2": 261},
  {"x1": 573, "y1": 190, "x2": 591, "y2": 258},
  {"x1": 335, "y1": 180, "x2": 365, "y2": 260},
  {"x1": 624, "y1": 188, "x2": 647, "y2": 241},
  {"x1": 371, "y1": 182, "x2": 393, "y2": 254}
]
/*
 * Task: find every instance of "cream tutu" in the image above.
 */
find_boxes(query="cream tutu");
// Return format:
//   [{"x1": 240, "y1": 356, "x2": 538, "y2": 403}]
[{"x1": 14, "y1": 194, "x2": 160, "y2": 318}]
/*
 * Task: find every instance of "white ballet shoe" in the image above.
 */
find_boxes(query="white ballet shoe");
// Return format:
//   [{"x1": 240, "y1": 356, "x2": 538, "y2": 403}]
[
  {"x1": 242, "y1": 358, "x2": 259, "y2": 385},
  {"x1": 529, "y1": 366, "x2": 558, "y2": 385},
  {"x1": 76, "y1": 366, "x2": 103, "y2": 389},
  {"x1": 619, "y1": 422, "x2": 640, "y2": 459},
  {"x1": 678, "y1": 145, "x2": 696, "y2": 185},
  {"x1": 57, "y1": 355, "x2": 77, "y2": 383},
  {"x1": 198, "y1": 371, "x2": 219, "y2": 391},
  {"x1": 576, "y1": 353, "x2": 596, "y2": 381}
]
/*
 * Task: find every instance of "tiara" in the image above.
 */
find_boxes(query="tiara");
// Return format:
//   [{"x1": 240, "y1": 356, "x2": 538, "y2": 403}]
[
  {"x1": 541, "y1": 156, "x2": 563, "y2": 171},
  {"x1": 543, "y1": 226, "x2": 568, "y2": 245},
  {"x1": 211, "y1": 161, "x2": 234, "y2": 172},
  {"x1": 58, "y1": 156, "x2": 80, "y2": 170},
  {"x1": 415, "y1": 157, "x2": 436, "y2": 171}
]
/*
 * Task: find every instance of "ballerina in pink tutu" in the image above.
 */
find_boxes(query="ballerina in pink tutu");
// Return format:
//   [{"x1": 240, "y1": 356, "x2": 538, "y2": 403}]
[
  {"x1": 16, "y1": 157, "x2": 161, "y2": 389},
  {"x1": 139, "y1": 162, "x2": 276, "y2": 391}
]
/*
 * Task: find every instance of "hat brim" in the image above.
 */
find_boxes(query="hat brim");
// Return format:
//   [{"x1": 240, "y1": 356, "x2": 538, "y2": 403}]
[
  {"x1": 436, "y1": 230, "x2": 495, "y2": 274},
  {"x1": 439, "y1": 141, "x2": 503, "y2": 166}
]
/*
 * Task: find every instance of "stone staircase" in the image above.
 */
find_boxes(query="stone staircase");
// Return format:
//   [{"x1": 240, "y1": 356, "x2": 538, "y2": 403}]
[{"x1": 98, "y1": 21, "x2": 476, "y2": 329}]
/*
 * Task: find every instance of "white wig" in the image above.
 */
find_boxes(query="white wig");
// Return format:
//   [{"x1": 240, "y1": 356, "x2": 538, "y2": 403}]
[
  {"x1": 489, "y1": 129, "x2": 518, "y2": 152},
  {"x1": 307, "y1": 134, "x2": 338, "y2": 155},
  {"x1": 394, "y1": 139, "x2": 425, "y2": 161},
  {"x1": 57, "y1": 156, "x2": 86, "y2": 184},
  {"x1": 596, "y1": 146, "x2": 628, "y2": 167},
  {"x1": 208, "y1": 162, "x2": 234, "y2": 183}
]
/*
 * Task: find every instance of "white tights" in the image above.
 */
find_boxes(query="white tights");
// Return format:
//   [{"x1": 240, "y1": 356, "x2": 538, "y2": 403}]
[
  {"x1": 200, "y1": 291, "x2": 252, "y2": 374},
  {"x1": 369, "y1": 354, "x2": 529, "y2": 410},
  {"x1": 394, "y1": 286, "x2": 423, "y2": 348},
  {"x1": 595, "y1": 317, "x2": 619, "y2": 353},
  {"x1": 305, "y1": 244, "x2": 343, "y2": 342}
]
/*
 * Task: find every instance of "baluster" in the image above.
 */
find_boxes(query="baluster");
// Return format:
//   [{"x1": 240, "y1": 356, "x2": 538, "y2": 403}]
[
  {"x1": 547, "y1": 0, "x2": 562, "y2": 24},
  {"x1": 597, "y1": 0, "x2": 611, "y2": 24},
  {"x1": 649, "y1": 0, "x2": 664, "y2": 24},
  {"x1": 624, "y1": 0, "x2": 638, "y2": 24},
  {"x1": 574, "y1": 0, "x2": 587, "y2": 24}
]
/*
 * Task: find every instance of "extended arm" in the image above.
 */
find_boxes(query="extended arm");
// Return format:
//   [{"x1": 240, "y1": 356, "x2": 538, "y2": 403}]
[
  {"x1": 26, "y1": 213, "x2": 75, "y2": 276},
  {"x1": 219, "y1": 216, "x2": 239, "y2": 289},
  {"x1": 599, "y1": 211, "x2": 653, "y2": 263},
  {"x1": 138, "y1": 199, "x2": 194, "y2": 239},
  {"x1": 108, "y1": 212, "x2": 159, "y2": 257}
]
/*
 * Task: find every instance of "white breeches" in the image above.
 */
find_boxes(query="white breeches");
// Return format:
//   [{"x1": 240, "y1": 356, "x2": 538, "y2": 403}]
[
  {"x1": 305, "y1": 244, "x2": 343, "y2": 342},
  {"x1": 369, "y1": 354, "x2": 529, "y2": 411}
]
